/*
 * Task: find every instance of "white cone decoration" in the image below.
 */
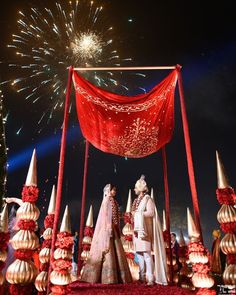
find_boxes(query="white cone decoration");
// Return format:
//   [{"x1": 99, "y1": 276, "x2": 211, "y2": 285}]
[
  {"x1": 25, "y1": 149, "x2": 37, "y2": 187},
  {"x1": 48, "y1": 185, "x2": 56, "y2": 215},
  {"x1": 187, "y1": 208, "x2": 200, "y2": 242},
  {"x1": 85, "y1": 205, "x2": 93, "y2": 227},
  {"x1": 60, "y1": 205, "x2": 71, "y2": 234},
  {"x1": 126, "y1": 189, "x2": 132, "y2": 213}
]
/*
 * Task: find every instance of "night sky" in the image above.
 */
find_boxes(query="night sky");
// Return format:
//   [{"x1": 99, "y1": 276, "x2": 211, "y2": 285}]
[{"x1": 0, "y1": 0, "x2": 235, "y2": 249}]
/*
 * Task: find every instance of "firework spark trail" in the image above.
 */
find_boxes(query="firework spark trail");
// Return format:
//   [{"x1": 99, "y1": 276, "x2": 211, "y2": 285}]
[{"x1": 1, "y1": 0, "x2": 146, "y2": 134}]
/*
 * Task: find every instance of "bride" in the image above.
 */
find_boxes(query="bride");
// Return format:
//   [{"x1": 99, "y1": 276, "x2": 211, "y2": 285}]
[{"x1": 81, "y1": 184, "x2": 132, "y2": 284}]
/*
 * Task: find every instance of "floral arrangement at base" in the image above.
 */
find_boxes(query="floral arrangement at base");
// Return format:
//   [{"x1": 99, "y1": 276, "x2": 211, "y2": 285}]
[
  {"x1": 216, "y1": 151, "x2": 236, "y2": 287},
  {"x1": 187, "y1": 208, "x2": 215, "y2": 295},
  {"x1": 50, "y1": 206, "x2": 73, "y2": 295}
]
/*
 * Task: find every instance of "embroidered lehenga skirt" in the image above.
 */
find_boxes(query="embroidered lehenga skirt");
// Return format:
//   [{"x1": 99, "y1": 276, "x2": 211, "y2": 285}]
[{"x1": 81, "y1": 226, "x2": 132, "y2": 284}]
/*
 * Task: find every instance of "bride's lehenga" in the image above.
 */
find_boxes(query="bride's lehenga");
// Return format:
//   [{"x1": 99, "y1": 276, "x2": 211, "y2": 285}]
[{"x1": 81, "y1": 186, "x2": 132, "y2": 284}]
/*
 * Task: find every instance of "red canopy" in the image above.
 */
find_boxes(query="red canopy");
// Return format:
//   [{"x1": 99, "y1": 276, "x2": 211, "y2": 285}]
[{"x1": 73, "y1": 69, "x2": 178, "y2": 158}]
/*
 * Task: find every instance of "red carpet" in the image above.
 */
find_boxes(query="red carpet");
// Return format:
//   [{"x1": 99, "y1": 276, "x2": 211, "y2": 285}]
[{"x1": 68, "y1": 281, "x2": 196, "y2": 295}]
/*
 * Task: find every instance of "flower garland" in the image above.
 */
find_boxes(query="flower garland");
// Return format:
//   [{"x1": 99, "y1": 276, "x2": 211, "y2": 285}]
[
  {"x1": 216, "y1": 188, "x2": 236, "y2": 205},
  {"x1": 55, "y1": 233, "x2": 73, "y2": 250},
  {"x1": 21, "y1": 185, "x2": 39, "y2": 203},
  {"x1": 17, "y1": 220, "x2": 36, "y2": 231},
  {"x1": 44, "y1": 214, "x2": 54, "y2": 229},
  {"x1": 109, "y1": 196, "x2": 120, "y2": 226},
  {"x1": 14, "y1": 250, "x2": 34, "y2": 260},
  {"x1": 84, "y1": 226, "x2": 94, "y2": 237},
  {"x1": 220, "y1": 222, "x2": 236, "y2": 233}
]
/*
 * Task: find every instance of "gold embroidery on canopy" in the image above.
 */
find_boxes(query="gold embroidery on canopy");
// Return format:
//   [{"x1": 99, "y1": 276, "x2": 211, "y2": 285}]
[
  {"x1": 108, "y1": 118, "x2": 159, "y2": 157},
  {"x1": 75, "y1": 82, "x2": 176, "y2": 113}
]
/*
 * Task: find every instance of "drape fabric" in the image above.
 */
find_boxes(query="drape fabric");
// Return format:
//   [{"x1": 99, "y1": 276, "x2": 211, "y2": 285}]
[{"x1": 73, "y1": 70, "x2": 178, "y2": 158}]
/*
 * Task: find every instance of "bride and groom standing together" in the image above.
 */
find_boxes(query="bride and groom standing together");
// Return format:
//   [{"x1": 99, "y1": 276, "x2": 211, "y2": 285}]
[{"x1": 81, "y1": 175, "x2": 167, "y2": 286}]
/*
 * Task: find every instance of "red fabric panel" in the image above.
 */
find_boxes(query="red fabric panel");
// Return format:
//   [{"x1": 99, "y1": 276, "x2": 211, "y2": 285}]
[{"x1": 73, "y1": 70, "x2": 178, "y2": 158}]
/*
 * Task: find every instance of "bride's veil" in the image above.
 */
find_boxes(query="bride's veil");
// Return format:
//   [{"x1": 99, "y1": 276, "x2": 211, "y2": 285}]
[{"x1": 86, "y1": 184, "x2": 113, "y2": 263}]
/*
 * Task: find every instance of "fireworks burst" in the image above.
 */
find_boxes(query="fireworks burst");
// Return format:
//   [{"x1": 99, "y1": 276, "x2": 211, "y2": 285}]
[{"x1": 1, "y1": 0, "x2": 145, "y2": 133}]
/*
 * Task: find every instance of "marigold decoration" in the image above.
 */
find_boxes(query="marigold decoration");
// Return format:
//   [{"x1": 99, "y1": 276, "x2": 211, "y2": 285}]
[
  {"x1": 50, "y1": 205, "x2": 73, "y2": 294},
  {"x1": 215, "y1": 151, "x2": 236, "y2": 286},
  {"x1": 35, "y1": 185, "x2": 56, "y2": 294},
  {"x1": 187, "y1": 208, "x2": 215, "y2": 294},
  {"x1": 6, "y1": 149, "x2": 40, "y2": 294},
  {"x1": 122, "y1": 189, "x2": 139, "y2": 281},
  {"x1": 0, "y1": 204, "x2": 10, "y2": 289},
  {"x1": 81, "y1": 205, "x2": 94, "y2": 272}
]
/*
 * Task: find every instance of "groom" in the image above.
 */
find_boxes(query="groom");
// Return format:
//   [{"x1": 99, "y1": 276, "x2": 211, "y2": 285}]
[
  {"x1": 132, "y1": 175, "x2": 155, "y2": 285},
  {"x1": 132, "y1": 175, "x2": 167, "y2": 285}
]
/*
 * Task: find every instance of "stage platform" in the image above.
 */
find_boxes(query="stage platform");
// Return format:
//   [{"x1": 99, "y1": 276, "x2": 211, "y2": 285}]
[{"x1": 68, "y1": 281, "x2": 196, "y2": 295}]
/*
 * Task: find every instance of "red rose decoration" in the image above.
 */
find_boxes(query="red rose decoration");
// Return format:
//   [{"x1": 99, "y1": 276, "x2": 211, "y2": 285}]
[
  {"x1": 51, "y1": 285, "x2": 67, "y2": 295},
  {"x1": 17, "y1": 219, "x2": 36, "y2": 231},
  {"x1": 188, "y1": 242, "x2": 205, "y2": 253},
  {"x1": 44, "y1": 214, "x2": 54, "y2": 229},
  {"x1": 220, "y1": 222, "x2": 236, "y2": 233},
  {"x1": 124, "y1": 235, "x2": 133, "y2": 241},
  {"x1": 227, "y1": 254, "x2": 236, "y2": 265},
  {"x1": 14, "y1": 249, "x2": 34, "y2": 260},
  {"x1": 84, "y1": 226, "x2": 94, "y2": 237},
  {"x1": 9, "y1": 284, "x2": 33, "y2": 295},
  {"x1": 55, "y1": 233, "x2": 73, "y2": 250},
  {"x1": 192, "y1": 263, "x2": 210, "y2": 274},
  {"x1": 53, "y1": 259, "x2": 72, "y2": 271},
  {"x1": 216, "y1": 188, "x2": 236, "y2": 205},
  {"x1": 42, "y1": 239, "x2": 52, "y2": 248},
  {"x1": 22, "y1": 185, "x2": 39, "y2": 203},
  {"x1": 82, "y1": 244, "x2": 91, "y2": 251}
]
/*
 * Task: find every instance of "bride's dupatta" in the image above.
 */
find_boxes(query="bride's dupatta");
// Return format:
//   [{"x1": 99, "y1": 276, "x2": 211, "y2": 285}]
[{"x1": 81, "y1": 184, "x2": 113, "y2": 283}]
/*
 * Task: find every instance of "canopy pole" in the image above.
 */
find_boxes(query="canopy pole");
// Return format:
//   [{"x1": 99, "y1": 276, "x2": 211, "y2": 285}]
[
  {"x1": 161, "y1": 146, "x2": 173, "y2": 284},
  {"x1": 176, "y1": 65, "x2": 203, "y2": 242},
  {"x1": 73, "y1": 65, "x2": 176, "y2": 71},
  {"x1": 47, "y1": 66, "x2": 73, "y2": 294},
  {"x1": 77, "y1": 139, "x2": 90, "y2": 276}
]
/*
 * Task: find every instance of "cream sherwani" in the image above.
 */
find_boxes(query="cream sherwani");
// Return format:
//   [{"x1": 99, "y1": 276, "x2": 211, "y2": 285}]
[
  {"x1": 133, "y1": 194, "x2": 167, "y2": 285},
  {"x1": 133, "y1": 195, "x2": 154, "y2": 252}
]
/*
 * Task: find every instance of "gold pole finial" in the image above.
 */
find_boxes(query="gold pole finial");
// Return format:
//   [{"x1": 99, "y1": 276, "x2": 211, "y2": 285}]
[{"x1": 216, "y1": 151, "x2": 230, "y2": 189}]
